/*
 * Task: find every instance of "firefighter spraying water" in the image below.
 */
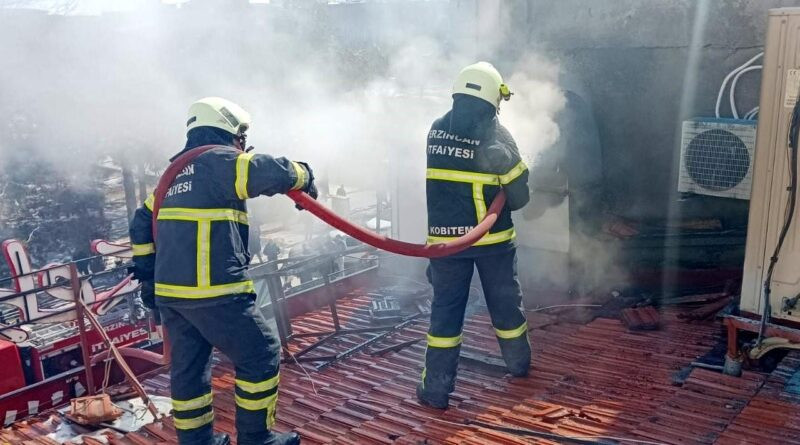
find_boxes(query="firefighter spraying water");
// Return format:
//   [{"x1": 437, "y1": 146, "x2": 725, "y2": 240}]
[
  {"x1": 130, "y1": 97, "x2": 315, "y2": 445},
  {"x1": 417, "y1": 62, "x2": 531, "y2": 409}
]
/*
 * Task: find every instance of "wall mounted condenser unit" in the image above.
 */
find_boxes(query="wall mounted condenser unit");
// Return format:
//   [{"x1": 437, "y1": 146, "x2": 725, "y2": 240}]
[
  {"x1": 741, "y1": 8, "x2": 800, "y2": 324},
  {"x1": 678, "y1": 118, "x2": 757, "y2": 200}
]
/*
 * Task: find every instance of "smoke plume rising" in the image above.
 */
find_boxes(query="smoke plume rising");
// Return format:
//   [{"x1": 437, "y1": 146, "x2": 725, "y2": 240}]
[{"x1": 0, "y1": 1, "x2": 580, "y2": 291}]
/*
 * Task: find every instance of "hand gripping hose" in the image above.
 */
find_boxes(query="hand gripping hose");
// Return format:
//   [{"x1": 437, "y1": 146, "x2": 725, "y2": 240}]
[{"x1": 152, "y1": 145, "x2": 505, "y2": 258}]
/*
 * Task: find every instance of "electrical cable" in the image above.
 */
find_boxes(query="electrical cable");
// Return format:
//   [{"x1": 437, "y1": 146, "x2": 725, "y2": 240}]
[
  {"x1": 757, "y1": 85, "x2": 800, "y2": 344},
  {"x1": 524, "y1": 304, "x2": 602, "y2": 313},
  {"x1": 283, "y1": 346, "x2": 319, "y2": 396},
  {"x1": 729, "y1": 65, "x2": 762, "y2": 119},
  {"x1": 716, "y1": 52, "x2": 763, "y2": 118},
  {"x1": 744, "y1": 107, "x2": 760, "y2": 120},
  {"x1": 114, "y1": 402, "x2": 149, "y2": 421}
]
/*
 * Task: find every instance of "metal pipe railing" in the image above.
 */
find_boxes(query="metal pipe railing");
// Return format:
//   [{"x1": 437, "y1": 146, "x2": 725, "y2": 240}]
[
  {"x1": 247, "y1": 246, "x2": 380, "y2": 352},
  {"x1": 0, "y1": 276, "x2": 138, "y2": 332},
  {"x1": 70, "y1": 263, "x2": 96, "y2": 396}
]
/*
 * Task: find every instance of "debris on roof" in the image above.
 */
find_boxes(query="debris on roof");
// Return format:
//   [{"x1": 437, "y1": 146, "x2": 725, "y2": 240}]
[{"x1": 621, "y1": 306, "x2": 660, "y2": 331}]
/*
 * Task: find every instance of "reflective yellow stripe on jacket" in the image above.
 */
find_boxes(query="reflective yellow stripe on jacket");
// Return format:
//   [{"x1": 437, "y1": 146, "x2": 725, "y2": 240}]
[
  {"x1": 157, "y1": 207, "x2": 248, "y2": 224},
  {"x1": 235, "y1": 153, "x2": 255, "y2": 200},
  {"x1": 196, "y1": 220, "x2": 211, "y2": 287},
  {"x1": 426, "y1": 168, "x2": 500, "y2": 185},
  {"x1": 144, "y1": 193, "x2": 155, "y2": 211},
  {"x1": 427, "y1": 228, "x2": 516, "y2": 247},
  {"x1": 473, "y1": 182, "x2": 488, "y2": 221},
  {"x1": 499, "y1": 161, "x2": 527, "y2": 185},
  {"x1": 155, "y1": 281, "x2": 255, "y2": 299},
  {"x1": 426, "y1": 166, "x2": 521, "y2": 245},
  {"x1": 155, "y1": 207, "x2": 251, "y2": 299}
]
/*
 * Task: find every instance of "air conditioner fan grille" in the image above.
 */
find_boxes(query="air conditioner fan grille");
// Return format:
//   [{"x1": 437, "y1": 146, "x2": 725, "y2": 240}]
[{"x1": 685, "y1": 128, "x2": 751, "y2": 191}]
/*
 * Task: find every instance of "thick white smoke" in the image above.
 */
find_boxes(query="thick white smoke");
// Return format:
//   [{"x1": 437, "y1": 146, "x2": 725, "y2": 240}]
[
  {"x1": 0, "y1": 1, "x2": 566, "y2": 247},
  {"x1": 503, "y1": 54, "x2": 566, "y2": 165}
]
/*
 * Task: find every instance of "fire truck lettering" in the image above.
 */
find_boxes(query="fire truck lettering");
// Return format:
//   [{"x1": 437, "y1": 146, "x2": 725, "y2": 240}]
[
  {"x1": 90, "y1": 328, "x2": 148, "y2": 353},
  {"x1": 105, "y1": 322, "x2": 125, "y2": 331}
]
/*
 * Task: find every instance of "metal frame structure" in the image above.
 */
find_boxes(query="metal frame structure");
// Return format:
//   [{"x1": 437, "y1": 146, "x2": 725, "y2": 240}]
[
  {"x1": 725, "y1": 315, "x2": 800, "y2": 361},
  {"x1": 248, "y1": 245, "x2": 423, "y2": 370}
]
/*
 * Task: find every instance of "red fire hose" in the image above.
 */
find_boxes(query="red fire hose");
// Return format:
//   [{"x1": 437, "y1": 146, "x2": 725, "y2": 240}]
[
  {"x1": 152, "y1": 145, "x2": 505, "y2": 258},
  {"x1": 287, "y1": 189, "x2": 504, "y2": 257}
]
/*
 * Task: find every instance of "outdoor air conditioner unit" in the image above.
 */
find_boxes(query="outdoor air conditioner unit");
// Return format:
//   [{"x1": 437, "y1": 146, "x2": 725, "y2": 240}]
[
  {"x1": 741, "y1": 8, "x2": 800, "y2": 324},
  {"x1": 678, "y1": 118, "x2": 757, "y2": 200}
]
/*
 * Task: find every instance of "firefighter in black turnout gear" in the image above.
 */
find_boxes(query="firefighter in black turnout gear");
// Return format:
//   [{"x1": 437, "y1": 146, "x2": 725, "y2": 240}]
[
  {"x1": 130, "y1": 97, "x2": 313, "y2": 445},
  {"x1": 417, "y1": 62, "x2": 531, "y2": 409}
]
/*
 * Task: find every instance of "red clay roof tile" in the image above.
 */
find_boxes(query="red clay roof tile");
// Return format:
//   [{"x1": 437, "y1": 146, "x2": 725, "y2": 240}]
[{"x1": 7, "y1": 293, "x2": 800, "y2": 444}]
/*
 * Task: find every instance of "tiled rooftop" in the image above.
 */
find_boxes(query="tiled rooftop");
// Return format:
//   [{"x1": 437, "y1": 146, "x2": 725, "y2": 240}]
[{"x1": 4, "y1": 293, "x2": 800, "y2": 444}]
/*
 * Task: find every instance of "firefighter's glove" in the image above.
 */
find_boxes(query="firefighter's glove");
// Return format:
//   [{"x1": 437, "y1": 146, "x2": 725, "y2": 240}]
[
  {"x1": 139, "y1": 280, "x2": 156, "y2": 310},
  {"x1": 295, "y1": 161, "x2": 318, "y2": 210}
]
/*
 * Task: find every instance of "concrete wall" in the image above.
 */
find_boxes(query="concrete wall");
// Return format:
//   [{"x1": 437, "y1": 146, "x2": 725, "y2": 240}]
[{"x1": 498, "y1": 0, "x2": 800, "y2": 222}]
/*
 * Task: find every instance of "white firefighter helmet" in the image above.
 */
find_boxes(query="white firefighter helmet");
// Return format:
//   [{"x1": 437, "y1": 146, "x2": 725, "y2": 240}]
[
  {"x1": 451, "y1": 61, "x2": 512, "y2": 108},
  {"x1": 186, "y1": 97, "x2": 252, "y2": 135}
]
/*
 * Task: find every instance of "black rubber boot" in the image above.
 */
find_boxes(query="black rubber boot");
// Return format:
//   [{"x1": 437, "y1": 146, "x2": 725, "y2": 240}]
[
  {"x1": 239, "y1": 431, "x2": 301, "y2": 445},
  {"x1": 416, "y1": 384, "x2": 449, "y2": 409},
  {"x1": 499, "y1": 335, "x2": 532, "y2": 377},
  {"x1": 211, "y1": 433, "x2": 231, "y2": 445}
]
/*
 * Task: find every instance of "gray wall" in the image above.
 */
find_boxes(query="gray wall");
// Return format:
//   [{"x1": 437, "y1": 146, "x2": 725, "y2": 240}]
[{"x1": 498, "y1": 0, "x2": 800, "y2": 221}]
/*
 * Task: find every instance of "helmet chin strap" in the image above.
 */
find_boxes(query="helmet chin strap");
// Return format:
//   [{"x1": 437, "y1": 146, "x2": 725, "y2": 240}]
[{"x1": 235, "y1": 131, "x2": 253, "y2": 152}]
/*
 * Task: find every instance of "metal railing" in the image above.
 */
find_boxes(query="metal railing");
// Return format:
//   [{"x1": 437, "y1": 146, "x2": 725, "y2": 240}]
[
  {"x1": 247, "y1": 245, "x2": 384, "y2": 368},
  {"x1": 0, "y1": 251, "x2": 148, "y2": 396}
]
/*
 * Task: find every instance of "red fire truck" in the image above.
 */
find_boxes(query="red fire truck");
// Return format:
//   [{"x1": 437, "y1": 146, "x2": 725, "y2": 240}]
[{"x1": 0, "y1": 239, "x2": 163, "y2": 426}]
